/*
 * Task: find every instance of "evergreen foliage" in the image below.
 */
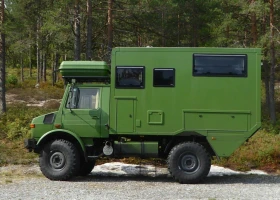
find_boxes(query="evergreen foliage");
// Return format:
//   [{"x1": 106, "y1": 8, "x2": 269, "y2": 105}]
[{"x1": 2, "y1": 0, "x2": 280, "y2": 123}]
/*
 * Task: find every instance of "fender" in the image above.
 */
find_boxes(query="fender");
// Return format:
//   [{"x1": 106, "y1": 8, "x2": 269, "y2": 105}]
[{"x1": 37, "y1": 129, "x2": 85, "y2": 152}]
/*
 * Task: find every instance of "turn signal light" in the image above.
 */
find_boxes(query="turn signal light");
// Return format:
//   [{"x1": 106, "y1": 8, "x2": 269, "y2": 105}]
[
  {"x1": 30, "y1": 124, "x2": 35, "y2": 128},
  {"x1": 55, "y1": 124, "x2": 61, "y2": 128}
]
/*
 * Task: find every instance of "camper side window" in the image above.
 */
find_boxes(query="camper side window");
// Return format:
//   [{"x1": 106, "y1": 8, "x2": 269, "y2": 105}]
[
  {"x1": 153, "y1": 68, "x2": 175, "y2": 87},
  {"x1": 193, "y1": 54, "x2": 247, "y2": 77},
  {"x1": 116, "y1": 66, "x2": 145, "y2": 88},
  {"x1": 66, "y1": 88, "x2": 100, "y2": 109}
]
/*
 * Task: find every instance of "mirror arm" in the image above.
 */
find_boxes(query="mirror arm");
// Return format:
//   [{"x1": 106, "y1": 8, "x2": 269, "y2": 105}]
[{"x1": 69, "y1": 83, "x2": 75, "y2": 113}]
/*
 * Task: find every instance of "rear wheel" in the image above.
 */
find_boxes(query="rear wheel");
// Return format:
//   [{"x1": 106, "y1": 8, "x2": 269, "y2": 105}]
[
  {"x1": 39, "y1": 139, "x2": 80, "y2": 181},
  {"x1": 78, "y1": 160, "x2": 95, "y2": 176},
  {"x1": 167, "y1": 142, "x2": 211, "y2": 184}
]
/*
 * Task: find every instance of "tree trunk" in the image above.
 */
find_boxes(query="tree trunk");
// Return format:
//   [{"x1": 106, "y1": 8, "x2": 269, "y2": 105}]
[
  {"x1": 36, "y1": 18, "x2": 40, "y2": 84},
  {"x1": 251, "y1": 0, "x2": 257, "y2": 45},
  {"x1": 177, "y1": 14, "x2": 180, "y2": 46},
  {"x1": 20, "y1": 55, "x2": 24, "y2": 82},
  {"x1": 86, "y1": 0, "x2": 93, "y2": 60},
  {"x1": 52, "y1": 53, "x2": 55, "y2": 86},
  {"x1": 53, "y1": 52, "x2": 60, "y2": 85},
  {"x1": 269, "y1": 0, "x2": 276, "y2": 124},
  {"x1": 29, "y1": 44, "x2": 32, "y2": 77},
  {"x1": 107, "y1": 0, "x2": 113, "y2": 63},
  {"x1": 74, "y1": 0, "x2": 81, "y2": 61},
  {"x1": 0, "y1": 0, "x2": 6, "y2": 114},
  {"x1": 40, "y1": 51, "x2": 43, "y2": 81},
  {"x1": 263, "y1": 58, "x2": 270, "y2": 112},
  {"x1": 42, "y1": 52, "x2": 46, "y2": 82},
  {"x1": 191, "y1": 2, "x2": 197, "y2": 47},
  {"x1": 251, "y1": 14, "x2": 257, "y2": 45},
  {"x1": 52, "y1": 52, "x2": 59, "y2": 86},
  {"x1": 226, "y1": 25, "x2": 229, "y2": 39},
  {"x1": 162, "y1": 11, "x2": 165, "y2": 46},
  {"x1": 261, "y1": 0, "x2": 269, "y2": 113},
  {"x1": 137, "y1": 27, "x2": 141, "y2": 46},
  {"x1": 55, "y1": 53, "x2": 59, "y2": 83}
]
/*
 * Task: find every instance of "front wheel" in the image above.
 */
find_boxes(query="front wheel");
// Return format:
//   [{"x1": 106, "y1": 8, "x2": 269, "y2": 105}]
[
  {"x1": 39, "y1": 139, "x2": 81, "y2": 181},
  {"x1": 167, "y1": 142, "x2": 211, "y2": 184}
]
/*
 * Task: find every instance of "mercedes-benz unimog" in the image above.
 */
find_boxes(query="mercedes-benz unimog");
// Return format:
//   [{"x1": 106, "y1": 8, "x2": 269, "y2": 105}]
[{"x1": 24, "y1": 47, "x2": 261, "y2": 184}]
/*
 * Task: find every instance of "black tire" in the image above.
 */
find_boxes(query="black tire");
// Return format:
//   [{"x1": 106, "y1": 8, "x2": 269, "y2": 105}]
[
  {"x1": 167, "y1": 142, "x2": 211, "y2": 184},
  {"x1": 39, "y1": 139, "x2": 81, "y2": 181},
  {"x1": 78, "y1": 160, "x2": 95, "y2": 176}
]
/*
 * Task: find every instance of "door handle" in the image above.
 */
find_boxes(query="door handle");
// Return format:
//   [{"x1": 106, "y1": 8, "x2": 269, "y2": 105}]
[{"x1": 92, "y1": 116, "x2": 99, "y2": 119}]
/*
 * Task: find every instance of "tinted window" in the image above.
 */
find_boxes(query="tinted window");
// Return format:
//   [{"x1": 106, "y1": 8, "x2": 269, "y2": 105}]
[
  {"x1": 153, "y1": 68, "x2": 175, "y2": 87},
  {"x1": 193, "y1": 54, "x2": 247, "y2": 77},
  {"x1": 116, "y1": 67, "x2": 144, "y2": 88}
]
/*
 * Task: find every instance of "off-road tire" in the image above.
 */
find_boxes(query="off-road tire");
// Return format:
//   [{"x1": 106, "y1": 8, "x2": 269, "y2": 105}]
[
  {"x1": 78, "y1": 160, "x2": 95, "y2": 176},
  {"x1": 167, "y1": 142, "x2": 211, "y2": 184},
  {"x1": 39, "y1": 139, "x2": 80, "y2": 181}
]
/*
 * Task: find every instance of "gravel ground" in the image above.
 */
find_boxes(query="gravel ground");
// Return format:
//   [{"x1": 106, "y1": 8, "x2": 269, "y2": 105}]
[{"x1": 0, "y1": 163, "x2": 280, "y2": 200}]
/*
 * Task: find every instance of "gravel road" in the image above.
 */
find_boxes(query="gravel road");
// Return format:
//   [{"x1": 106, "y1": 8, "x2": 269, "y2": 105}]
[{"x1": 0, "y1": 163, "x2": 280, "y2": 200}]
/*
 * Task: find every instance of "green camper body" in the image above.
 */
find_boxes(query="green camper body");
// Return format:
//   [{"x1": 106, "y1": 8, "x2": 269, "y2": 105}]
[{"x1": 24, "y1": 47, "x2": 261, "y2": 183}]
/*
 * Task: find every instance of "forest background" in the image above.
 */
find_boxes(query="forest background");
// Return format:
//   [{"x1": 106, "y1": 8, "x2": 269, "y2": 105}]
[{"x1": 1, "y1": 0, "x2": 280, "y2": 172}]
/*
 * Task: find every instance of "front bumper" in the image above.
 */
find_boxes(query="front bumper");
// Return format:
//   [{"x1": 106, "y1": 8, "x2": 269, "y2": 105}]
[{"x1": 24, "y1": 139, "x2": 37, "y2": 152}]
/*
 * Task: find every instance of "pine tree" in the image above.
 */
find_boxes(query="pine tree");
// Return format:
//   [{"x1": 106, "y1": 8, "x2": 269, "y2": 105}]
[{"x1": 0, "y1": 0, "x2": 6, "y2": 114}]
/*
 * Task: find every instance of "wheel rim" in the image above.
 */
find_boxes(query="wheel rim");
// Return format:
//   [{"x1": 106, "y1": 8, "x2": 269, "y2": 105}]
[
  {"x1": 49, "y1": 152, "x2": 66, "y2": 170},
  {"x1": 178, "y1": 153, "x2": 200, "y2": 174}
]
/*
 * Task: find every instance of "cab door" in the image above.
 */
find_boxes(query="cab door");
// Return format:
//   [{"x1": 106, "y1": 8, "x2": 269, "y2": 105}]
[{"x1": 62, "y1": 87, "x2": 101, "y2": 137}]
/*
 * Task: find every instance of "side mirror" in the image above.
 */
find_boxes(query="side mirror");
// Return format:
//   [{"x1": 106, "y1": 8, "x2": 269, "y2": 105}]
[
  {"x1": 72, "y1": 87, "x2": 80, "y2": 108},
  {"x1": 68, "y1": 86, "x2": 80, "y2": 109}
]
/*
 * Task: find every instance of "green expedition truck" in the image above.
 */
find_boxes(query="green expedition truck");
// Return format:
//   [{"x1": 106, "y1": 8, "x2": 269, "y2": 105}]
[{"x1": 24, "y1": 47, "x2": 261, "y2": 184}]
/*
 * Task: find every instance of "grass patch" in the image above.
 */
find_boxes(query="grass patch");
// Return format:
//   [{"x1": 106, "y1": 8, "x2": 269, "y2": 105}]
[
  {"x1": 5, "y1": 179, "x2": 13, "y2": 184},
  {"x1": 0, "y1": 139, "x2": 38, "y2": 167},
  {"x1": 214, "y1": 130, "x2": 280, "y2": 173},
  {"x1": 7, "y1": 83, "x2": 64, "y2": 101},
  {"x1": 0, "y1": 104, "x2": 57, "y2": 140}
]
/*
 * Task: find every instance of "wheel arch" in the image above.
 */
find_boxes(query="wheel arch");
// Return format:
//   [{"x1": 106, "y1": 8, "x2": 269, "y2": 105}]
[
  {"x1": 36, "y1": 129, "x2": 85, "y2": 158},
  {"x1": 164, "y1": 135, "x2": 216, "y2": 158}
]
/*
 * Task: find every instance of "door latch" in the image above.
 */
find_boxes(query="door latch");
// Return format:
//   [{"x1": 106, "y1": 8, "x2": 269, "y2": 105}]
[{"x1": 105, "y1": 124, "x2": 110, "y2": 130}]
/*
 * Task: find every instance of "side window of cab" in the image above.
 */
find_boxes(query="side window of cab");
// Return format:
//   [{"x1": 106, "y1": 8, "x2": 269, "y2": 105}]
[{"x1": 66, "y1": 88, "x2": 100, "y2": 109}]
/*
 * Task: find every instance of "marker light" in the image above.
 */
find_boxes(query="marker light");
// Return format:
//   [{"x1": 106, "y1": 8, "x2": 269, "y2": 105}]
[
  {"x1": 55, "y1": 124, "x2": 61, "y2": 128},
  {"x1": 30, "y1": 124, "x2": 35, "y2": 128}
]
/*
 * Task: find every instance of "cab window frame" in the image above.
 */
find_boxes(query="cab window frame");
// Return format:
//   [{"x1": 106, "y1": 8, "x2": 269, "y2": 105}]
[{"x1": 66, "y1": 87, "x2": 100, "y2": 109}]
